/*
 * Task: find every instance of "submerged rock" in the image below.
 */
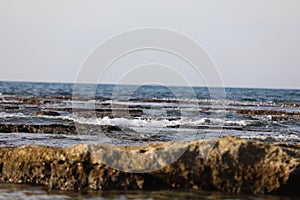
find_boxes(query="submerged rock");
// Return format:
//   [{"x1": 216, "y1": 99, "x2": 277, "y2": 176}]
[
  {"x1": 0, "y1": 137, "x2": 299, "y2": 196},
  {"x1": 0, "y1": 123, "x2": 130, "y2": 135},
  {"x1": 34, "y1": 111, "x2": 61, "y2": 116}
]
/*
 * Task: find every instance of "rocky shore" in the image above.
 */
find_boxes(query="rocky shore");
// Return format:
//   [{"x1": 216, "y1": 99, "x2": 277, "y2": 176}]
[
  {"x1": 0, "y1": 94, "x2": 299, "y2": 196},
  {"x1": 0, "y1": 136, "x2": 299, "y2": 196}
]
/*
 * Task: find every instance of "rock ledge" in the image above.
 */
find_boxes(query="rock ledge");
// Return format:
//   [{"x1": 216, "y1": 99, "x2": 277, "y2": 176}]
[{"x1": 0, "y1": 137, "x2": 299, "y2": 196}]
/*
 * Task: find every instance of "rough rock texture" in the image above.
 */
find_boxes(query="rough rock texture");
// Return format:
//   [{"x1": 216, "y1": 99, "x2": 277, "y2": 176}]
[
  {"x1": 0, "y1": 124, "x2": 129, "y2": 135},
  {"x1": 236, "y1": 109, "x2": 300, "y2": 121},
  {"x1": 0, "y1": 137, "x2": 299, "y2": 196}
]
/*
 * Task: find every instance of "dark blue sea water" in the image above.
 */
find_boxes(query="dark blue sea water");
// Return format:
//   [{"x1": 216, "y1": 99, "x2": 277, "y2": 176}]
[{"x1": 0, "y1": 81, "x2": 299, "y2": 104}]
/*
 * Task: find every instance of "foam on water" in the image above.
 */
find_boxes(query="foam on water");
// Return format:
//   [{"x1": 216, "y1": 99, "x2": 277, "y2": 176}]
[
  {"x1": 0, "y1": 112, "x2": 27, "y2": 118},
  {"x1": 0, "y1": 111, "x2": 252, "y2": 128},
  {"x1": 0, "y1": 81, "x2": 299, "y2": 146}
]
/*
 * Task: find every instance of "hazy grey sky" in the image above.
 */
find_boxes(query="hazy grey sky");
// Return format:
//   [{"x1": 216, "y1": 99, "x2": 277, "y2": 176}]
[{"x1": 0, "y1": 0, "x2": 299, "y2": 89}]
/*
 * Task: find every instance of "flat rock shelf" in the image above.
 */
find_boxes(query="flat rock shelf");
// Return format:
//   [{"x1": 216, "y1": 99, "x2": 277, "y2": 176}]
[{"x1": 0, "y1": 136, "x2": 299, "y2": 197}]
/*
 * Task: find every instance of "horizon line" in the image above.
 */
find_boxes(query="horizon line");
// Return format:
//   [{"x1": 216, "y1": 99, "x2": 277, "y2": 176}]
[{"x1": 0, "y1": 79, "x2": 299, "y2": 90}]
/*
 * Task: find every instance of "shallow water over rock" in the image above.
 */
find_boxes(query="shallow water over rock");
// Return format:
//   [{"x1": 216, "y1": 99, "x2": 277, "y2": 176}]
[
  {"x1": 1, "y1": 183, "x2": 298, "y2": 200},
  {"x1": 0, "y1": 82, "x2": 299, "y2": 198}
]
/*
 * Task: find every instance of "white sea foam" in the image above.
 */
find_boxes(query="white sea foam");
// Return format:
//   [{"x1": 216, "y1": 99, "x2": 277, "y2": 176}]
[
  {"x1": 0, "y1": 110, "x2": 252, "y2": 128},
  {"x1": 61, "y1": 115, "x2": 251, "y2": 128},
  {"x1": 0, "y1": 112, "x2": 27, "y2": 118},
  {"x1": 239, "y1": 133, "x2": 300, "y2": 143},
  {"x1": 0, "y1": 111, "x2": 298, "y2": 143}
]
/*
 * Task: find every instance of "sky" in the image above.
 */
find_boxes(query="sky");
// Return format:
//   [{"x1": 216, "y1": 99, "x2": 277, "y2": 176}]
[{"x1": 0, "y1": 0, "x2": 299, "y2": 89}]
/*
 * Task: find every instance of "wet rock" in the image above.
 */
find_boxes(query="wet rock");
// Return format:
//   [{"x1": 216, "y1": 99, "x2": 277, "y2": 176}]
[
  {"x1": 34, "y1": 111, "x2": 61, "y2": 116},
  {"x1": 236, "y1": 109, "x2": 298, "y2": 116},
  {"x1": 0, "y1": 137, "x2": 299, "y2": 196},
  {"x1": 94, "y1": 108, "x2": 143, "y2": 118},
  {"x1": 0, "y1": 124, "x2": 129, "y2": 135},
  {"x1": 236, "y1": 109, "x2": 300, "y2": 121},
  {"x1": 0, "y1": 124, "x2": 76, "y2": 134},
  {"x1": 0, "y1": 104, "x2": 20, "y2": 110},
  {"x1": 75, "y1": 108, "x2": 144, "y2": 118}
]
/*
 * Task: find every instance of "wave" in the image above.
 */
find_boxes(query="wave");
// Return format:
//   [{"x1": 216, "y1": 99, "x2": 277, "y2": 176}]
[
  {"x1": 0, "y1": 112, "x2": 28, "y2": 118},
  {"x1": 239, "y1": 133, "x2": 300, "y2": 143},
  {"x1": 0, "y1": 111, "x2": 252, "y2": 128}
]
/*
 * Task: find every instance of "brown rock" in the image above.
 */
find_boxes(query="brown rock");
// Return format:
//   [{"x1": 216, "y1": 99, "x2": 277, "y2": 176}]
[
  {"x1": 0, "y1": 104, "x2": 20, "y2": 110},
  {"x1": 236, "y1": 109, "x2": 298, "y2": 116},
  {"x1": 236, "y1": 109, "x2": 300, "y2": 121},
  {"x1": 0, "y1": 137, "x2": 299, "y2": 196}
]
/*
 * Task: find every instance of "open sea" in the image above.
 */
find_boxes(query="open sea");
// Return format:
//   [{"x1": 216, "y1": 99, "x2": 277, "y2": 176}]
[{"x1": 0, "y1": 81, "x2": 299, "y2": 199}]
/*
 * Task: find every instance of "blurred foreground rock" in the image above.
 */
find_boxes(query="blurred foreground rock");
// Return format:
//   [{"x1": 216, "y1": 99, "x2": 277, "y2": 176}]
[{"x1": 0, "y1": 136, "x2": 299, "y2": 196}]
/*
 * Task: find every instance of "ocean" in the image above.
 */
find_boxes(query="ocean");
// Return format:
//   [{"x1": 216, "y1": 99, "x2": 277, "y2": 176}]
[{"x1": 0, "y1": 81, "x2": 299, "y2": 199}]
